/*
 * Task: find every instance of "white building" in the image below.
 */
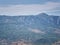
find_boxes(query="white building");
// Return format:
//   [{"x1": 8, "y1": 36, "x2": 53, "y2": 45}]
[{"x1": 53, "y1": 41, "x2": 60, "y2": 45}]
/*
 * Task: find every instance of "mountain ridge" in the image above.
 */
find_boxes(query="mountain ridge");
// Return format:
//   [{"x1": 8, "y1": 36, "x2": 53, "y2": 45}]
[{"x1": 0, "y1": 13, "x2": 60, "y2": 16}]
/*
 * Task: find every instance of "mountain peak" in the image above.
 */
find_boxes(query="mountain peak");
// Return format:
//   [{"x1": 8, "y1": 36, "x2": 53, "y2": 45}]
[
  {"x1": 40, "y1": 13, "x2": 48, "y2": 15},
  {"x1": 37, "y1": 13, "x2": 48, "y2": 17},
  {"x1": 38, "y1": 13, "x2": 48, "y2": 15}
]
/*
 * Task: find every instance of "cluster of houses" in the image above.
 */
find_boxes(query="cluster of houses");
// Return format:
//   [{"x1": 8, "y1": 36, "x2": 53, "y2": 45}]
[
  {"x1": 0, "y1": 39, "x2": 32, "y2": 45},
  {"x1": 11, "y1": 41, "x2": 32, "y2": 45}
]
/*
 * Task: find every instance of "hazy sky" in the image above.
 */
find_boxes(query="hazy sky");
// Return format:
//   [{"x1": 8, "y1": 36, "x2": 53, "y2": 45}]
[{"x1": 0, "y1": 0, "x2": 60, "y2": 16}]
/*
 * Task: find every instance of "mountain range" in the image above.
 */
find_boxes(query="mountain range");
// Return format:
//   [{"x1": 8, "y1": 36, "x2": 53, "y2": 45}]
[{"x1": 0, "y1": 13, "x2": 60, "y2": 44}]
